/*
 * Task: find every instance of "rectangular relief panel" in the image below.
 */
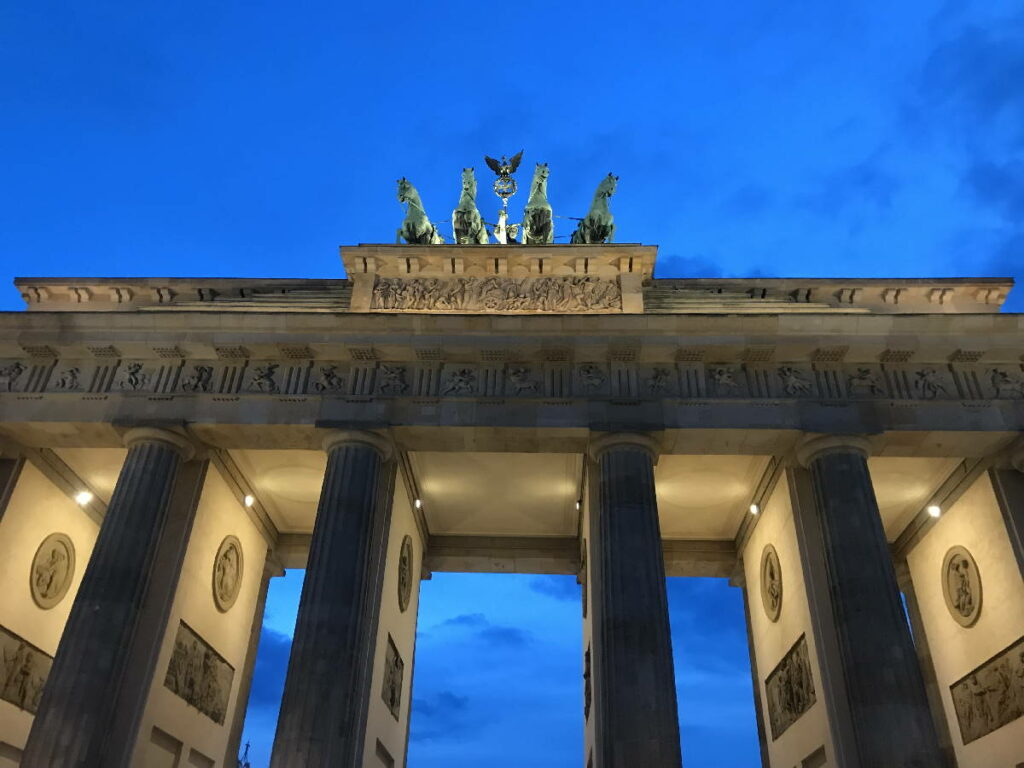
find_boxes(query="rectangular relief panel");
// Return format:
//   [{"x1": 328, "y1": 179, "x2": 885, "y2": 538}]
[
  {"x1": 0, "y1": 624, "x2": 52, "y2": 714},
  {"x1": 950, "y1": 634, "x2": 1024, "y2": 745},
  {"x1": 163, "y1": 621, "x2": 235, "y2": 725},
  {"x1": 765, "y1": 633, "x2": 817, "y2": 740}
]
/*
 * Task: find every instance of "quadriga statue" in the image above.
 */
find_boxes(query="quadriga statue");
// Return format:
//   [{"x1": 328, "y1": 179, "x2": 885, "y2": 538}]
[
  {"x1": 522, "y1": 163, "x2": 553, "y2": 245},
  {"x1": 396, "y1": 178, "x2": 445, "y2": 245},
  {"x1": 451, "y1": 168, "x2": 489, "y2": 245},
  {"x1": 571, "y1": 173, "x2": 618, "y2": 244}
]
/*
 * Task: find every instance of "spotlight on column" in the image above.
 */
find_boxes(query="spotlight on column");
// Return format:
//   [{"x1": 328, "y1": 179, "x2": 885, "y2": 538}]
[
  {"x1": 575, "y1": 500, "x2": 581, "y2": 511},
  {"x1": 927, "y1": 504, "x2": 941, "y2": 518},
  {"x1": 244, "y1": 494, "x2": 255, "y2": 508},
  {"x1": 749, "y1": 503, "x2": 760, "y2": 515},
  {"x1": 74, "y1": 490, "x2": 94, "y2": 506},
  {"x1": 415, "y1": 498, "x2": 422, "y2": 509}
]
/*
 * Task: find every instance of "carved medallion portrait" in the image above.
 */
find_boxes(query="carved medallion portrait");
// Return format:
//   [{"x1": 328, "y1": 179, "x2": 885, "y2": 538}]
[
  {"x1": 212, "y1": 535, "x2": 244, "y2": 612},
  {"x1": 760, "y1": 544, "x2": 783, "y2": 622},
  {"x1": 30, "y1": 533, "x2": 75, "y2": 609},
  {"x1": 942, "y1": 545, "x2": 981, "y2": 627},
  {"x1": 397, "y1": 535, "x2": 413, "y2": 613}
]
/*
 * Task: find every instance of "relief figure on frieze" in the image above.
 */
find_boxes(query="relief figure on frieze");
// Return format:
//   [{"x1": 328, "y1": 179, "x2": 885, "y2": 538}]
[
  {"x1": 765, "y1": 634, "x2": 816, "y2": 740},
  {"x1": 371, "y1": 275, "x2": 621, "y2": 313},
  {"x1": 164, "y1": 621, "x2": 234, "y2": 724},
  {"x1": 0, "y1": 625, "x2": 52, "y2": 714},
  {"x1": 950, "y1": 636, "x2": 1024, "y2": 744},
  {"x1": 181, "y1": 364, "x2": 214, "y2": 392},
  {"x1": 0, "y1": 361, "x2": 26, "y2": 392}
]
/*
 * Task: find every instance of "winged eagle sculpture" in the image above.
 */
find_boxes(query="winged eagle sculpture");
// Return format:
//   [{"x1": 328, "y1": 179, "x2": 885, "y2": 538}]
[{"x1": 484, "y1": 150, "x2": 524, "y2": 179}]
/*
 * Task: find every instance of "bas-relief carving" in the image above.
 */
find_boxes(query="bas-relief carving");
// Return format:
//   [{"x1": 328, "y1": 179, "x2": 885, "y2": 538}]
[
  {"x1": 647, "y1": 367, "x2": 673, "y2": 394},
  {"x1": 914, "y1": 368, "x2": 947, "y2": 400},
  {"x1": 213, "y1": 536, "x2": 244, "y2": 612},
  {"x1": 246, "y1": 363, "x2": 279, "y2": 393},
  {"x1": 760, "y1": 544, "x2": 782, "y2": 623},
  {"x1": 163, "y1": 621, "x2": 234, "y2": 725},
  {"x1": 117, "y1": 362, "x2": 150, "y2": 391},
  {"x1": 777, "y1": 366, "x2": 812, "y2": 396},
  {"x1": 508, "y1": 365, "x2": 539, "y2": 394},
  {"x1": 0, "y1": 361, "x2": 26, "y2": 392},
  {"x1": 377, "y1": 364, "x2": 408, "y2": 394},
  {"x1": 942, "y1": 545, "x2": 981, "y2": 628},
  {"x1": 381, "y1": 634, "x2": 404, "y2": 720},
  {"x1": 30, "y1": 533, "x2": 75, "y2": 609},
  {"x1": 577, "y1": 363, "x2": 607, "y2": 391},
  {"x1": 181, "y1": 364, "x2": 214, "y2": 392},
  {"x1": 371, "y1": 276, "x2": 621, "y2": 313},
  {"x1": 0, "y1": 624, "x2": 52, "y2": 714},
  {"x1": 54, "y1": 366, "x2": 81, "y2": 390},
  {"x1": 950, "y1": 635, "x2": 1024, "y2": 745},
  {"x1": 709, "y1": 366, "x2": 738, "y2": 394},
  {"x1": 989, "y1": 368, "x2": 1024, "y2": 398},
  {"x1": 847, "y1": 367, "x2": 884, "y2": 396},
  {"x1": 314, "y1": 365, "x2": 346, "y2": 392},
  {"x1": 765, "y1": 634, "x2": 817, "y2": 740},
  {"x1": 441, "y1": 367, "x2": 476, "y2": 396},
  {"x1": 397, "y1": 535, "x2": 413, "y2": 613}
]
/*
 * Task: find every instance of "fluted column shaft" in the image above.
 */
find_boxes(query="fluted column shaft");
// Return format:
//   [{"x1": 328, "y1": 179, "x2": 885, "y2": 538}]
[
  {"x1": 23, "y1": 428, "x2": 194, "y2": 768},
  {"x1": 589, "y1": 434, "x2": 682, "y2": 768},
  {"x1": 271, "y1": 431, "x2": 395, "y2": 768},
  {"x1": 797, "y1": 436, "x2": 943, "y2": 767}
]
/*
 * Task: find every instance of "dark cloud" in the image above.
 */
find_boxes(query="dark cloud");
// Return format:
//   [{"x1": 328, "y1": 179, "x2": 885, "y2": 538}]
[
  {"x1": 248, "y1": 626, "x2": 291, "y2": 710},
  {"x1": 528, "y1": 575, "x2": 581, "y2": 602},
  {"x1": 441, "y1": 612, "x2": 488, "y2": 627},
  {"x1": 411, "y1": 689, "x2": 485, "y2": 743},
  {"x1": 477, "y1": 625, "x2": 531, "y2": 647},
  {"x1": 798, "y1": 155, "x2": 900, "y2": 216},
  {"x1": 962, "y1": 159, "x2": 1024, "y2": 221},
  {"x1": 919, "y1": 13, "x2": 1024, "y2": 141}
]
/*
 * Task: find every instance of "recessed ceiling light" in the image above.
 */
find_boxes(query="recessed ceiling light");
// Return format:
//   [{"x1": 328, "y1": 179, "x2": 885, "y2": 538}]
[
  {"x1": 74, "y1": 490, "x2": 93, "y2": 506},
  {"x1": 414, "y1": 498, "x2": 422, "y2": 509},
  {"x1": 749, "y1": 503, "x2": 760, "y2": 515},
  {"x1": 244, "y1": 494, "x2": 255, "y2": 508},
  {"x1": 927, "y1": 504, "x2": 941, "y2": 518},
  {"x1": 575, "y1": 500, "x2": 581, "y2": 511}
]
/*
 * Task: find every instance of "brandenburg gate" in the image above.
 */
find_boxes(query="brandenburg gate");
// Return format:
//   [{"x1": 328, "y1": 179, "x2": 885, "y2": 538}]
[{"x1": 1, "y1": 241, "x2": 1023, "y2": 768}]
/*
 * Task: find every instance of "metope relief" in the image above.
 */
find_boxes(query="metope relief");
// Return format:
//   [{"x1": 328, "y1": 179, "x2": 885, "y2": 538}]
[
  {"x1": 0, "y1": 624, "x2": 52, "y2": 714},
  {"x1": 397, "y1": 535, "x2": 413, "y2": 613},
  {"x1": 943, "y1": 545, "x2": 981, "y2": 627},
  {"x1": 163, "y1": 621, "x2": 234, "y2": 724},
  {"x1": 213, "y1": 536, "x2": 244, "y2": 612},
  {"x1": 0, "y1": 361, "x2": 26, "y2": 392},
  {"x1": 950, "y1": 635, "x2": 1024, "y2": 745},
  {"x1": 381, "y1": 634, "x2": 404, "y2": 720},
  {"x1": 765, "y1": 634, "x2": 817, "y2": 740},
  {"x1": 371, "y1": 275, "x2": 621, "y2": 313},
  {"x1": 30, "y1": 532, "x2": 76, "y2": 609},
  {"x1": 760, "y1": 544, "x2": 782, "y2": 622}
]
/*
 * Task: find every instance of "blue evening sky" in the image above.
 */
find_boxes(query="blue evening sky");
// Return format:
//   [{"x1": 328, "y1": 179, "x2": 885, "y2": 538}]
[{"x1": 2, "y1": 1, "x2": 1023, "y2": 766}]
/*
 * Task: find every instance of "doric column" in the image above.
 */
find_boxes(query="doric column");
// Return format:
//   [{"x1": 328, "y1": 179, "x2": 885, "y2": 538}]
[
  {"x1": 588, "y1": 433, "x2": 682, "y2": 768},
  {"x1": 271, "y1": 430, "x2": 395, "y2": 768},
  {"x1": 23, "y1": 428, "x2": 196, "y2": 767},
  {"x1": 225, "y1": 551, "x2": 284, "y2": 766},
  {"x1": 988, "y1": 442, "x2": 1024, "y2": 578},
  {"x1": 794, "y1": 435, "x2": 944, "y2": 767}
]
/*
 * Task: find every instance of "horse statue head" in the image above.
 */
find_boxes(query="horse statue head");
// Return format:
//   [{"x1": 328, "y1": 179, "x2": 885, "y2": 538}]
[
  {"x1": 595, "y1": 172, "x2": 618, "y2": 200},
  {"x1": 460, "y1": 167, "x2": 477, "y2": 199},
  {"x1": 397, "y1": 177, "x2": 416, "y2": 205},
  {"x1": 532, "y1": 162, "x2": 550, "y2": 189}
]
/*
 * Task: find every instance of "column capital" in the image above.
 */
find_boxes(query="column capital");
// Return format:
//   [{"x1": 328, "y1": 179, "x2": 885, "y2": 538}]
[
  {"x1": 588, "y1": 432, "x2": 660, "y2": 462},
  {"x1": 122, "y1": 427, "x2": 195, "y2": 461},
  {"x1": 796, "y1": 434, "x2": 871, "y2": 468},
  {"x1": 321, "y1": 429, "x2": 393, "y2": 461}
]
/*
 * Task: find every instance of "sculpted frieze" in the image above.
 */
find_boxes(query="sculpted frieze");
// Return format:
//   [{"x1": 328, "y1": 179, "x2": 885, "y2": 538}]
[
  {"x1": 0, "y1": 624, "x2": 52, "y2": 714},
  {"x1": 371, "y1": 275, "x2": 622, "y2": 313},
  {"x1": 765, "y1": 634, "x2": 817, "y2": 740},
  {"x1": 0, "y1": 361, "x2": 27, "y2": 392},
  {"x1": 381, "y1": 634, "x2": 404, "y2": 720},
  {"x1": 950, "y1": 634, "x2": 1024, "y2": 744},
  {"x1": 163, "y1": 621, "x2": 234, "y2": 724}
]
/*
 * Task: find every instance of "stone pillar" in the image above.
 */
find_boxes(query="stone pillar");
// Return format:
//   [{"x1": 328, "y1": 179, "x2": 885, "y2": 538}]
[
  {"x1": 271, "y1": 430, "x2": 395, "y2": 768},
  {"x1": 22, "y1": 427, "x2": 197, "y2": 768},
  {"x1": 224, "y1": 551, "x2": 285, "y2": 766},
  {"x1": 894, "y1": 562, "x2": 956, "y2": 768},
  {"x1": 588, "y1": 433, "x2": 682, "y2": 768},
  {"x1": 988, "y1": 444, "x2": 1024, "y2": 578},
  {"x1": 794, "y1": 435, "x2": 944, "y2": 767},
  {"x1": 732, "y1": 571, "x2": 770, "y2": 768}
]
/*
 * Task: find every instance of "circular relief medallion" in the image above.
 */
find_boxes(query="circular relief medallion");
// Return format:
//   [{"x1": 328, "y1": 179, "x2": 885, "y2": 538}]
[
  {"x1": 212, "y1": 536, "x2": 244, "y2": 612},
  {"x1": 30, "y1": 533, "x2": 76, "y2": 609},
  {"x1": 942, "y1": 545, "x2": 981, "y2": 627},
  {"x1": 760, "y1": 544, "x2": 783, "y2": 622},
  {"x1": 397, "y1": 535, "x2": 414, "y2": 613}
]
